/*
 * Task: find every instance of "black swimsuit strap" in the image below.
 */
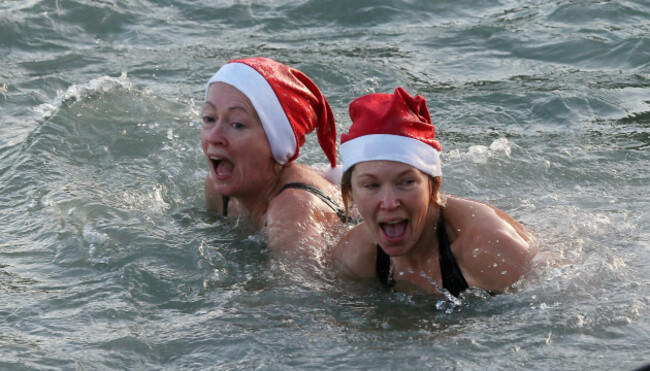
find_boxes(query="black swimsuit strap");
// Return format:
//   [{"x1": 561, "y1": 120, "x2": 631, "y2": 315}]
[
  {"x1": 222, "y1": 195, "x2": 229, "y2": 217},
  {"x1": 376, "y1": 245, "x2": 394, "y2": 289},
  {"x1": 437, "y1": 211, "x2": 469, "y2": 297},
  {"x1": 277, "y1": 182, "x2": 347, "y2": 223},
  {"x1": 376, "y1": 209, "x2": 469, "y2": 297}
]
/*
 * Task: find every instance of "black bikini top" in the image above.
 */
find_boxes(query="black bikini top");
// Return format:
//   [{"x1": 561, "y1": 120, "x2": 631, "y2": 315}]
[{"x1": 376, "y1": 210, "x2": 469, "y2": 297}]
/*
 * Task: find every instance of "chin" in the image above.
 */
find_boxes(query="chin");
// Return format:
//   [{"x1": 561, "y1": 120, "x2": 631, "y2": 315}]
[
  {"x1": 379, "y1": 243, "x2": 411, "y2": 257},
  {"x1": 211, "y1": 180, "x2": 239, "y2": 196}
]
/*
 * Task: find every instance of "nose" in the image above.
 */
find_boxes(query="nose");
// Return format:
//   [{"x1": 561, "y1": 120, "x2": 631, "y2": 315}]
[
  {"x1": 204, "y1": 120, "x2": 227, "y2": 146},
  {"x1": 379, "y1": 186, "x2": 400, "y2": 210}
]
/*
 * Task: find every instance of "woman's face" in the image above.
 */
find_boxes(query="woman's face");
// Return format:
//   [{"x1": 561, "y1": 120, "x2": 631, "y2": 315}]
[
  {"x1": 350, "y1": 160, "x2": 432, "y2": 256},
  {"x1": 201, "y1": 82, "x2": 275, "y2": 197}
]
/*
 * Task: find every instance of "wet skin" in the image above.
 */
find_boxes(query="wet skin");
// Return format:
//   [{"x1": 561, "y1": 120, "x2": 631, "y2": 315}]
[
  {"x1": 350, "y1": 160, "x2": 438, "y2": 261},
  {"x1": 201, "y1": 82, "x2": 279, "y2": 218},
  {"x1": 333, "y1": 160, "x2": 537, "y2": 294},
  {"x1": 200, "y1": 82, "x2": 345, "y2": 258}
]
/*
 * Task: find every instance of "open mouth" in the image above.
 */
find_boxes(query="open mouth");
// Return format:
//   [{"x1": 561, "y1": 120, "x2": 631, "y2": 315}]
[
  {"x1": 210, "y1": 157, "x2": 234, "y2": 178},
  {"x1": 379, "y1": 219, "x2": 408, "y2": 242}
]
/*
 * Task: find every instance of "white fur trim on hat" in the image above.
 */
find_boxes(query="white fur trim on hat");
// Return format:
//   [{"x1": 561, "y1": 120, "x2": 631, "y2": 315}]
[
  {"x1": 340, "y1": 134, "x2": 442, "y2": 177},
  {"x1": 205, "y1": 62, "x2": 297, "y2": 165}
]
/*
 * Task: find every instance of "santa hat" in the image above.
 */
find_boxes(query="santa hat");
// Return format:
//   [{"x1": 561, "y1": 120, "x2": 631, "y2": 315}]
[
  {"x1": 204, "y1": 57, "x2": 337, "y2": 168},
  {"x1": 340, "y1": 87, "x2": 442, "y2": 177}
]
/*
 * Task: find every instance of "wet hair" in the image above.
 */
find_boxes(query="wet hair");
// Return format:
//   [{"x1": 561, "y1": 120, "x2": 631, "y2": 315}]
[{"x1": 341, "y1": 164, "x2": 442, "y2": 226}]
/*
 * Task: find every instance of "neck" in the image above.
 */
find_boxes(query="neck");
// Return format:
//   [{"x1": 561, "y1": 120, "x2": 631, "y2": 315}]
[{"x1": 234, "y1": 163, "x2": 285, "y2": 229}]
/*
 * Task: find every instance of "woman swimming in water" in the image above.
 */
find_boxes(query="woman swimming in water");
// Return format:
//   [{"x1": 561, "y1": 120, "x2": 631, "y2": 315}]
[
  {"x1": 332, "y1": 87, "x2": 537, "y2": 297},
  {"x1": 201, "y1": 57, "x2": 345, "y2": 258}
]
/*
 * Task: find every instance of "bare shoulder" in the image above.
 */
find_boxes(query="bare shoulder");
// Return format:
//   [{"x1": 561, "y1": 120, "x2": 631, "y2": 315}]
[
  {"x1": 443, "y1": 195, "x2": 538, "y2": 292},
  {"x1": 288, "y1": 163, "x2": 343, "y2": 201},
  {"x1": 264, "y1": 174, "x2": 342, "y2": 256},
  {"x1": 264, "y1": 188, "x2": 322, "y2": 252},
  {"x1": 263, "y1": 164, "x2": 346, "y2": 256},
  {"x1": 269, "y1": 163, "x2": 344, "y2": 226},
  {"x1": 267, "y1": 184, "x2": 321, "y2": 223},
  {"x1": 443, "y1": 195, "x2": 533, "y2": 242},
  {"x1": 331, "y1": 223, "x2": 377, "y2": 280}
]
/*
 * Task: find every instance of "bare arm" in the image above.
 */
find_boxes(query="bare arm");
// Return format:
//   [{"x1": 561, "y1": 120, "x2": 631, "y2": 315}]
[
  {"x1": 460, "y1": 228, "x2": 535, "y2": 292},
  {"x1": 448, "y1": 198, "x2": 537, "y2": 292}
]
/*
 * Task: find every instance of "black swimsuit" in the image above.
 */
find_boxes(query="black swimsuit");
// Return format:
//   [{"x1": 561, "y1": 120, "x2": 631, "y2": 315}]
[
  {"x1": 221, "y1": 182, "x2": 346, "y2": 223},
  {"x1": 376, "y1": 210, "x2": 469, "y2": 297}
]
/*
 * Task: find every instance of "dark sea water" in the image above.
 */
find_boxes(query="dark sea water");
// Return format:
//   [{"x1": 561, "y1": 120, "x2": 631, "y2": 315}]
[{"x1": 1, "y1": 0, "x2": 649, "y2": 369}]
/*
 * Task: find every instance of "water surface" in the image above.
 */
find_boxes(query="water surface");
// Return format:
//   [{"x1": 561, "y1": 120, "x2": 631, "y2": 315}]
[{"x1": 1, "y1": 0, "x2": 649, "y2": 369}]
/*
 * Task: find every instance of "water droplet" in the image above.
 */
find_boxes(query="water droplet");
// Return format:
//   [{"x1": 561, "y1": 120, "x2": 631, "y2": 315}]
[
  {"x1": 501, "y1": 271, "x2": 507, "y2": 275},
  {"x1": 493, "y1": 263, "x2": 498, "y2": 267}
]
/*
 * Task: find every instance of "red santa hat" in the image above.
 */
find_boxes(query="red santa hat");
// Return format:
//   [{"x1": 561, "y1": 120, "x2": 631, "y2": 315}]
[
  {"x1": 340, "y1": 87, "x2": 442, "y2": 177},
  {"x1": 204, "y1": 57, "x2": 337, "y2": 168}
]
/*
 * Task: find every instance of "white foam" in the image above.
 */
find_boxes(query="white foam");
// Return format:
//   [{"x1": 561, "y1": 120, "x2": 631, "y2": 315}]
[
  {"x1": 33, "y1": 72, "x2": 134, "y2": 122},
  {"x1": 467, "y1": 137, "x2": 519, "y2": 163}
]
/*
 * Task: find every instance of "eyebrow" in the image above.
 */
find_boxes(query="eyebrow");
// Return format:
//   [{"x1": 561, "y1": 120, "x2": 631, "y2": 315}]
[
  {"x1": 356, "y1": 168, "x2": 417, "y2": 179},
  {"x1": 203, "y1": 101, "x2": 253, "y2": 115}
]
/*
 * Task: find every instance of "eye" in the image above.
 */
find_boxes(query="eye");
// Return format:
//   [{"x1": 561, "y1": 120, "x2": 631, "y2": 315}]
[
  {"x1": 363, "y1": 182, "x2": 379, "y2": 190},
  {"x1": 231, "y1": 122, "x2": 245, "y2": 130},
  {"x1": 202, "y1": 115, "x2": 215, "y2": 126}
]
